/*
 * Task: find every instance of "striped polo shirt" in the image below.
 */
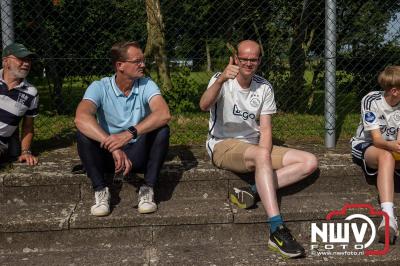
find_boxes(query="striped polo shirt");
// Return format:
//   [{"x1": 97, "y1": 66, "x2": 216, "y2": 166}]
[{"x1": 0, "y1": 69, "x2": 39, "y2": 145}]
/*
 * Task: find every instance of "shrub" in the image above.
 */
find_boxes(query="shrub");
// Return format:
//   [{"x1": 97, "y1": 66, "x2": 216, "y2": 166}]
[{"x1": 164, "y1": 67, "x2": 207, "y2": 113}]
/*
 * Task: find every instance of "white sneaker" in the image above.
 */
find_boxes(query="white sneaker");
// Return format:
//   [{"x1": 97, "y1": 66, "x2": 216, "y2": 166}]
[
  {"x1": 91, "y1": 187, "x2": 111, "y2": 216},
  {"x1": 138, "y1": 185, "x2": 157, "y2": 214},
  {"x1": 378, "y1": 215, "x2": 399, "y2": 244}
]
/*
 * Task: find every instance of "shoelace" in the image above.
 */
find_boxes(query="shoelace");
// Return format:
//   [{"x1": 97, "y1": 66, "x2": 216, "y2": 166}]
[
  {"x1": 140, "y1": 187, "x2": 152, "y2": 202},
  {"x1": 234, "y1": 188, "x2": 251, "y2": 202},
  {"x1": 233, "y1": 188, "x2": 244, "y2": 202},
  {"x1": 278, "y1": 226, "x2": 295, "y2": 241},
  {"x1": 97, "y1": 190, "x2": 109, "y2": 205}
]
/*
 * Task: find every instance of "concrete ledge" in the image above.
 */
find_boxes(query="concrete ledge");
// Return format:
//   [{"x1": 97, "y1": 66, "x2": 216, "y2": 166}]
[
  {"x1": 0, "y1": 249, "x2": 148, "y2": 266},
  {"x1": 1, "y1": 184, "x2": 80, "y2": 204},
  {"x1": 2, "y1": 219, "x2": 400, "y2": 265},
  {"x1": 1, "y1": 203, "x2": 76, "y2": 232},
  {"x1": 232, "y1": 192, "x2": 378, "y2": 223},
  {"x1": 1, "y1": 172, "x2": 393, "y2": 233},
  {"x1": 0, "y1": 142, "x2": 361, "y2": 187},
  {"x1": 0, "y1": 227, "x2": 152, "y2": 254},
  {"x1": 3, "y1": 143, "x2": 400, "y2": 264},
  {"x1": 2, "y1": 172, "x2": 87, "y2": 187},
  {"x1": 70, "y1": 199, "x2": 233, "y2": 229}
]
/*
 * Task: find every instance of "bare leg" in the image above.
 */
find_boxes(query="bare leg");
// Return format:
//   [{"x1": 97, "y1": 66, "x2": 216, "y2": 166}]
[
  {"x1": 274, "y1": 149, "x2": 318, "y2": 188},
  {"x1": 364, "y1": 146, "x2": 395, "y2": 203},
  {"x1": 244, "y1": 146, "x2": 279, "y2": 217}
]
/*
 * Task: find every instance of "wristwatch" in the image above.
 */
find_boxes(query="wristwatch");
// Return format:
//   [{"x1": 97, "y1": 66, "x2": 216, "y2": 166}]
[
  {"x1": 21, "y1": 149, "x2": 32, "y2": 155},
  {"x1": 127, "y1": 126, "x2": 138, "y2": 139}
]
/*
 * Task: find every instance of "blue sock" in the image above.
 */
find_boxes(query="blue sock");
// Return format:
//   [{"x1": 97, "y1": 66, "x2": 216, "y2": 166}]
[
  {"x1": 269, "y1": 215, "x2": 284, "y2": 233},
  {"x1": 250, "y1": 184, "x2": 258, "y2": 194}
]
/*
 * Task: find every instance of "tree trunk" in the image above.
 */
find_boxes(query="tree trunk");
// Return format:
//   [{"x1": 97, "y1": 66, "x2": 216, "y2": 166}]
[
  {"x1": 144, "y1": 0, "x2": 172, "y2": 91},
  {"x1": 205, "y1": 39, "x2": 211, "y2": 72},
  {"x1": 287, "y1": 0, "x2": 315, "y2": 112}
]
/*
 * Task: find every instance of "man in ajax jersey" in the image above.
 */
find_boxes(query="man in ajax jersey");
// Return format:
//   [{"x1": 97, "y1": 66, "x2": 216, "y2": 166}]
[{"x1": 199, "y1": 40, "x2": 318, "y2": 258}]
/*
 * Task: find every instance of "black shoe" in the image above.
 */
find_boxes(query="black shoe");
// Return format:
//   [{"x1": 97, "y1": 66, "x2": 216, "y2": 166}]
[
  {"x1": 229, "y1": 186, "x2": 256, "y2": 209},
  {"x1": 268, "y1": 224, "x2": 305, "y2": 258}
]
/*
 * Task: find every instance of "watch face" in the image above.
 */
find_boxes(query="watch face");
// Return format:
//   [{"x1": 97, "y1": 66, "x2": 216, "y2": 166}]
[{"x1": 128, "y1": 126, "x2": 137, "y2": 138}]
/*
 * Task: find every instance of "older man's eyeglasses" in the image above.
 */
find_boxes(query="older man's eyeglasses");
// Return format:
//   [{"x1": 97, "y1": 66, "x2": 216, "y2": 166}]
[
  {"x1": 237, "y1": 57, "x2": 259, "y2": 64},
  {"x1": 122, "y1": 59, "x2": 146, "y2": 65}
]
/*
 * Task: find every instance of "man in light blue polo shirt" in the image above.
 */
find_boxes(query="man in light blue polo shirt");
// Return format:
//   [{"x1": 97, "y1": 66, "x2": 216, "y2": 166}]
[{"x1": 75, "y1": 41, "x2": 171, "y2": 216}]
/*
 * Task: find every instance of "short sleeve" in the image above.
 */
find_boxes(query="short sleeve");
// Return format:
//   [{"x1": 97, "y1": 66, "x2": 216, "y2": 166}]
[
  {"x1": 207, "y1": 72, "x2": 224, "y2": 99},
  {"x1": 25, "y1": 94, "x2": 39, "y2": 117},
  {"x1": 260, "y1": 84, "x2": 277, "y2": 115},
  {"x1": 142, "y1": 78, "x2": 161, "y2": 104},
  {"x1": 25, "y1": 87, "x2": 39, "y2": 117},
  {"x1": 361, "y1": 95, "x2": 380, "y2": 131},
  {"x1": 83, "y1": 81, "x2": 103, "y2": 107}
]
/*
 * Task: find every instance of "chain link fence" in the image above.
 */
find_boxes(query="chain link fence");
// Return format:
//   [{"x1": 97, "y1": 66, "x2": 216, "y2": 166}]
[{"x1": 1, "y1": 0, "x2": 400, "y2": 147}]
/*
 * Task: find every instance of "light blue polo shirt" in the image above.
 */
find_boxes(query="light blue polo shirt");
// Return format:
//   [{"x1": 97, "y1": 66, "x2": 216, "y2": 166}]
[{"x1": 83, "y1": 75, "x2": 161, "y2": 141}]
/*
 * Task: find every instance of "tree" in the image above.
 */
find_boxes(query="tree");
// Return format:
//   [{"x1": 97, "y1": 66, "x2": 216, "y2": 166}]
[
  {"x1": 13, "y1": 0, "x2": 147, "y2": 114},
  {"x1": 144, "y1": 0, "x2": 172, "y2": 91},
  {"x1": 286, "y1": 0, "x2": 324, "y2": 112},
  {"x1": 336, "y1": 0, "x2": 400, "y2": 100}
]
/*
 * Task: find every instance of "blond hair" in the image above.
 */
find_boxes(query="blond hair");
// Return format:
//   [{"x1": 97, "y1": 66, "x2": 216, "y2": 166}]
[{"x1": 378, "y1": 66, "x2": 400, "y2": 90}]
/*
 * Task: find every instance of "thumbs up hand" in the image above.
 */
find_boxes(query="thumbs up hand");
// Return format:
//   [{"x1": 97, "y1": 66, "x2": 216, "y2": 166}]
[{"x1": 218, "y1": 56, "x2": 240, "y2": 83}]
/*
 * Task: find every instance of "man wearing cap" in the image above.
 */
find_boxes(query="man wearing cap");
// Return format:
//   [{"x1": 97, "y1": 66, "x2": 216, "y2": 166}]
[{"x1": 0, "y1": 43, "x2": 39, "y2": 165}]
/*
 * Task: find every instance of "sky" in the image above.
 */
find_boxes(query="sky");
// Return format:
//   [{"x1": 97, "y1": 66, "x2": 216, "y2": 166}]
[{"x1": 384, "y1": 12, "x2": 400, "y2": 43}]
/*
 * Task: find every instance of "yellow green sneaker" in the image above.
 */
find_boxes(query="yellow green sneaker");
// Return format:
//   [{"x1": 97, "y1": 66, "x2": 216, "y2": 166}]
[
  {"x1": 268, "y1": 224, "x2": 305, "y2": 258},
  {"x1": 229, "y1": 186, "x2": 256, "y2": 209}
]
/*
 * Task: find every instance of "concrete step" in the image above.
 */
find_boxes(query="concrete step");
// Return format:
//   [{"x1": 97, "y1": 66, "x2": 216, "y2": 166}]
[
  {"x1": 0, "y1": 171, "x2": 377, "y2": 205},
  {"x1": 0, "y1": 169, "x2": 376, "y2": 203},
  {"x1": 3, "y1": 163, "x2": 399, "y2": 233},
  {"x1": 1, "y1": 160, "x2": 362, "y2": 186},
  {"x1": 1, "y1": 221, "x2": 400, "y2": 265},
  {"x1": 2, "y1": 175, "x2": 391, "y2": 233},
  {"x1": 0, "y1": 143, "x2": 361, "y2": 187},
  {"x1": 3, "y1": 143, "x2": 400, "y2": 264}
]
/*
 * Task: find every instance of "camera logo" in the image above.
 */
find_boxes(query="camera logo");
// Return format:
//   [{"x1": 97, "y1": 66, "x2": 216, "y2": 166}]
[{"x1": 310, "y1": 204, "x2": 389, "y2": 256}]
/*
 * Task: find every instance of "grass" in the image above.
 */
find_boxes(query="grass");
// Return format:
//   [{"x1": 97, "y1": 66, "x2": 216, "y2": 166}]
[
  {"x1": 168, "y1": 112, "x2": 360, "y2": 145},
  {"x1": 32, "y1": 112, "x2": 360, "y2": 152},
  {"x1": 272, "y1": 112, "x2": 359, "y2": 143},
  {"x1": 29, "y1": 69, "x2": 360, "y2": 150},
  {"x1": 32, "y1": 114, "x2": 76, "y2": 152}
]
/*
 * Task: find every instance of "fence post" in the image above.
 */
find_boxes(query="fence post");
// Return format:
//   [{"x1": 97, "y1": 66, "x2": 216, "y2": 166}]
[
  {"x1": 325, "y1": 0, "x2": 336, "y2": 148},
  {"x1": 1, "y1": 0, "x2": 14, "y2": 48}
]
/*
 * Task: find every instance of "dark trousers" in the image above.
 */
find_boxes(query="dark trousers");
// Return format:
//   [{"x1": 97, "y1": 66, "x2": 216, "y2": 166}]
[
  {"x1": 0, "y1": 129, "x2": 21, "y2": 163},
  {"x1": 76, "y1": 125, "x2": 170, "y2": 191}
]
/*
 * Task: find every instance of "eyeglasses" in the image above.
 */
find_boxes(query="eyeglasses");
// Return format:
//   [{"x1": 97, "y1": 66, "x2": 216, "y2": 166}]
[
  {"x1": 6, "y1": 55, "x2": 32, "y2": 63},
  {"x1": 122, "y1": 59, "x2": 146, "y2": 65},
  {"x1": 237, "y1": 57, "x2": 259, "y2": 64}
]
